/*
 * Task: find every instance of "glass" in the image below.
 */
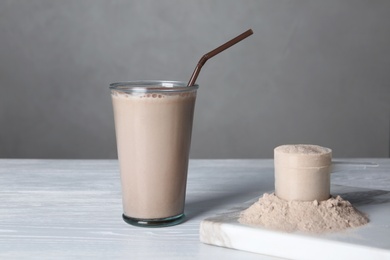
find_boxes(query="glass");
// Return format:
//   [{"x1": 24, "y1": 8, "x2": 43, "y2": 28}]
[{"x1": 110, "y1": 81, "x2": 198, "y2": 227}]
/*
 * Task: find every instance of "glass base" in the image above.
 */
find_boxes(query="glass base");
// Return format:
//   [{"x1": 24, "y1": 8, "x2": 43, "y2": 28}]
[{"x1": 122, "y1": 213, "x2": 185, "y2": 228}]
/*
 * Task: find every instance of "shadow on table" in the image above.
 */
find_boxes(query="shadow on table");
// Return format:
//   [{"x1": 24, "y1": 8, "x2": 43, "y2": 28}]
[
  {"x1": 184, "y1": 174, "x2": 274, "y2": 221},
  {"x1": 338, "y1": 189, "x2": 390, "y2": 206}
]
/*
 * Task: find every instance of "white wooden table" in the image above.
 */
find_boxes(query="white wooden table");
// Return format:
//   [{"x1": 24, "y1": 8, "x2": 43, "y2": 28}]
[{"x1": 0, "y1": 159, "x2": 389, "y2": 259}]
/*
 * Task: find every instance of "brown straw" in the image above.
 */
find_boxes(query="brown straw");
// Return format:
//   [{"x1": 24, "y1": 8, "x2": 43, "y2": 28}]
[{"x1": 187, "y1": 29, "x2": 253, "y2": 86}]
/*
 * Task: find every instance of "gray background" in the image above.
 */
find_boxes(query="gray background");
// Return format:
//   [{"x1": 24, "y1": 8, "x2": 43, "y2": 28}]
[{"x1": 1, "y1": 0, "x2": 389, "y2": 159}]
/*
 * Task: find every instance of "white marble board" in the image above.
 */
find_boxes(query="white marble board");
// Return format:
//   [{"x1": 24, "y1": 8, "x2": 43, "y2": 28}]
[{"x1": 200, "y1": 185, "x2": 390, "y2": 260}]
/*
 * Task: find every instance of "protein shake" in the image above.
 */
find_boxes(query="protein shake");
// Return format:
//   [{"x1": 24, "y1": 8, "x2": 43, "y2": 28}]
[{"x1": 110, "y1": 81, "x2": 197, "y2": 227}]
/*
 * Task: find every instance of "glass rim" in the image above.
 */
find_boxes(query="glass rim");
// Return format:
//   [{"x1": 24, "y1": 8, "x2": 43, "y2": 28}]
[{"x1": 109, "y1": 80, "x2": 199, "y2": 93}]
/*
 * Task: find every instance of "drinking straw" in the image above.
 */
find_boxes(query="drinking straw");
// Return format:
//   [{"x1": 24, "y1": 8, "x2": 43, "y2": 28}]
[{"x1": 187, "y1": 29, "x2": 253, "y2": 86}]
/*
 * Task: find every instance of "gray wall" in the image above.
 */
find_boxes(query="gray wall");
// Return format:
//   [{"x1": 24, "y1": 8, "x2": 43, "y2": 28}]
[{"x1": 1, "y1": 0, "x2": 389, "y2": 159}]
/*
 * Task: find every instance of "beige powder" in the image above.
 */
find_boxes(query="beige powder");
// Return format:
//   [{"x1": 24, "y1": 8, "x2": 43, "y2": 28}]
[
  {"x1": 275, "y1": 144, "x2": 331, "y2": 155},
  {"x1": 239, "y1": 193, "x2": 369, "y2": 234}
]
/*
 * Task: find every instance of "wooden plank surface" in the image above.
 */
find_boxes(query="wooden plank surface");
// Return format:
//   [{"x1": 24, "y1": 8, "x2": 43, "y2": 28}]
[{"x1": 0, "y1": 159, "x2": 389, "y2": 259}]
